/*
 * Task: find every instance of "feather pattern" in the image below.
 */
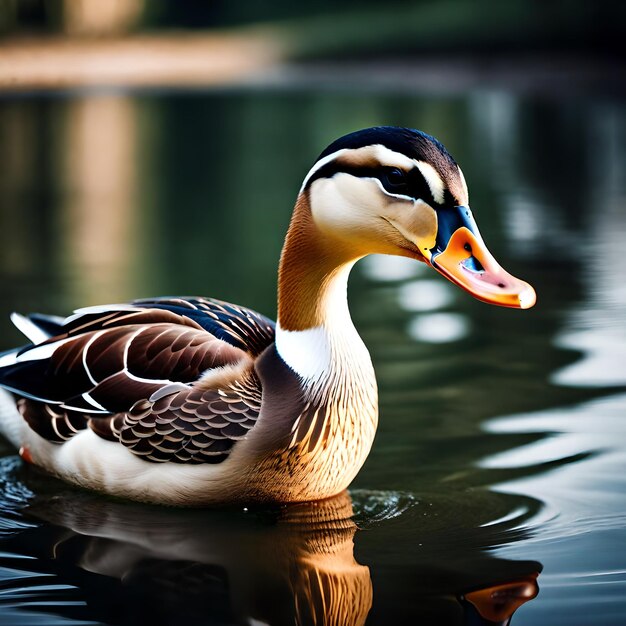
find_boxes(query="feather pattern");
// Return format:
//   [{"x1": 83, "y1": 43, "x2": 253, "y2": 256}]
[
  {"x1": 0, "y1": 297, "x2": 274, "y2": 465},
  {"x1": 108, "y1": 373, "x2": 262, "y2": 464},
  {"x1": 18, "y1": 398, "x2": 89, "y2": 442},
  {"x1": 132, "y1": 297, "x2": 275, "y2": 356}
]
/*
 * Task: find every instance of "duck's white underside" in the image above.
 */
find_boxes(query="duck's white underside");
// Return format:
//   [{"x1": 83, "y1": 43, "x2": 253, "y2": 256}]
[{"x1": 0, "y1": 388, "x2": 23, "y2": 447}]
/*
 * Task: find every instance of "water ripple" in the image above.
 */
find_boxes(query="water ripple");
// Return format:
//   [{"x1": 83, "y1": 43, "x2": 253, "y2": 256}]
[
  {"x1": 0, "y1": 457, "x2": 36, "y2": 538},
  {"x1": 349, "y1": 489, "x2": 418, "y2": 527}
]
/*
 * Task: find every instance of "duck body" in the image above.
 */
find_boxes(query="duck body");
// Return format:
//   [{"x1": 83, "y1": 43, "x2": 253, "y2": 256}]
[
  {"x1": 0, "y1": 127, "x2": 534, "y2": 506},
  {"x1": 0, "y1": 293, "x2": 377, "y2": 505}
]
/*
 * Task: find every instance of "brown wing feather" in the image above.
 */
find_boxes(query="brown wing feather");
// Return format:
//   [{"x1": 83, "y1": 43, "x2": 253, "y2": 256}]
[
  {"x1": 64, "y1": 308, "x2": 205, "y2": 336},
  {"x1": 18, "y1": 399, "x2": 89, "y2": 443},
  {"x1": 3, "y1": 300, "x2": 274, "y2": 463},
  {"x1": 132, "y1": 297, "x2": 276, "y2": 356},
  {"x1": 25, "y1": 324, "x2": 247, "y2": 413},
  {"x1": 89, "y1": 371, "x2": 262, "y2": 464}
]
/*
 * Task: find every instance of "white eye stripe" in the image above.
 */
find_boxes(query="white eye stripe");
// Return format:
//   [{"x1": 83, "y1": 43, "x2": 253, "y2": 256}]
[
  {"x1": 414, "y1": 161, "x2": 445, "y2": 205},
  {"x1": 301, "y1": 144, "x2": 447, "y2": 204},
  {"x1": 300, "y1": 148, "x2": 352, "y2": 193},
  {"x1": 457, "y1": 165, "x2": 469, "y2": 203},
  {"x1": 301, "y1": 145, "x2": 417, "y2": 193}
]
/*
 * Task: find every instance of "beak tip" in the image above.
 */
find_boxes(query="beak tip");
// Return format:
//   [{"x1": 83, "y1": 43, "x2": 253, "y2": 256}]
[
  {"x1": 428, "y1": 226, "x2": 537, "y2": 310},
  {"x1": 517, "y1": 285, "x2": 537, "y2": 310}
]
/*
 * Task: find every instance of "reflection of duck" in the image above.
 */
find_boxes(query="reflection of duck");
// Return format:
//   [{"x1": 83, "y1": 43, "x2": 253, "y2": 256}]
[
  {"x1": 13, "y1": 489, "x2": 372, "y2": 626},
  {"x1": 0, "y1": 483, "x2": 540, "y2": 626},
  {"x1": 0, "y1": 127, "x2": 535, "y2": 504},
  {"x1": 461, "y1": 575, "x2": 539, "y2": 626}
]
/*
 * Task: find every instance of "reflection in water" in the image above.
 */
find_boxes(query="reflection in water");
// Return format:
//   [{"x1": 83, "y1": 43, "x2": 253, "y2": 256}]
[
  {"x1": 397, "y1": 279, "x2": 454, "y2": 312},
  {"x1": 551, "y1": 106, "x2": 626, "y2": 388},
  {"x1": 0, "y1": 466, "x2": 541, "y2": 626},
  {"x1": 468, "y1": 95, "x2": 626, "y2": 624},
  {"x1": 4, "y1": 483, "x2": 372, "y2": 626},
  {"x1": 361, "y1": 259, "x2": 470, "y2": 343},
  {"x1": 407, "y1": 311, "x2": 470, "y2": 344},
  {"x1": 483, "y1": 393, "x2": 626, "y2": 532},
  {"x1": 461, "y1": 574, "x2": 539, "y2": 626},
  {"x1": 482, "y1": 394, "x2": 626, "y2": 624},
  {"x1": 360, "y1": 254, "x2": 425, "y2": 282},
  {"x1": 61, "y1": 96, "x2": 139, "y2": 305}
]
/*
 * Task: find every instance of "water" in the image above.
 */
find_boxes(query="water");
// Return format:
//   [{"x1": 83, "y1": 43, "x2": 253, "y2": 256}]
[{"x1": 0, "y1": 77, "x2": 625, "y2": 625}]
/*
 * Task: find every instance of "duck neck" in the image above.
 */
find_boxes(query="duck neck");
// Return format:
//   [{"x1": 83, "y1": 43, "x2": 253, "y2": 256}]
[{"x1": 276, "y1": 193, "x2": 369, "y2": 383}]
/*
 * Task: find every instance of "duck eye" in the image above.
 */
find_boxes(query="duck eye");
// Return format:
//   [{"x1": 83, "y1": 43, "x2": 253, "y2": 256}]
[
  {"x1": 384, "y1": 167, "x2": 406, "y2": 187},
  {"x1": 386, "y1": 167, "x2": 406, "y2": 185}
]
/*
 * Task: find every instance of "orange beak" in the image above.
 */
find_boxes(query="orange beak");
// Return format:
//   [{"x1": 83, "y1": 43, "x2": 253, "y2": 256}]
[{"x1": 427, "y1": 206, "x2": 536, "y2": 309}]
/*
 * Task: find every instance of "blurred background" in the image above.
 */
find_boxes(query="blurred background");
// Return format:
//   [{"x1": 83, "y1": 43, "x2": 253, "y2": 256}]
[
  {"x1": 0, "y1": 2, "x2": 625, "y2": 626},
  {"x1": 0, "y1": 0, "x2": 624, "y2": 89},
  {"x1": 0, "y1": 0, "x2": 624, "y2": 323}
]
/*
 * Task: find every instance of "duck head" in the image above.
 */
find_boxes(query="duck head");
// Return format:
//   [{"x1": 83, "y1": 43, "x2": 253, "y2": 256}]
[{"x1": 301, "y1": 126, "x2": 536, "y2": 309}]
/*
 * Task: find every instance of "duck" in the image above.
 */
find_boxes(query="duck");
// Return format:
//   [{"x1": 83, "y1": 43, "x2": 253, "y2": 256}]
[{"x1": 0, "y1": 126, "x2": 536, "y2": 506}]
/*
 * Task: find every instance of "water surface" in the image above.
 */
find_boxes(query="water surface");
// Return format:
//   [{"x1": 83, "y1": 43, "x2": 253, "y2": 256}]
[{"x1": 0, "y1": 79, "x2": 625, "y2": 625}]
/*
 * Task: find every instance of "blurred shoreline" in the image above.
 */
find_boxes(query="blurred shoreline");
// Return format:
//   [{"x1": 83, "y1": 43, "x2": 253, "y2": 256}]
[
  {"x1": 0, "y1": 33, "x2": 283, "y2": 90},
  {"x1": 0, "y1": 34, "x2": 623, "y2": 96},
  {"x1": 1, "y1": 0, "x2": 623, "y2": 95}
]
